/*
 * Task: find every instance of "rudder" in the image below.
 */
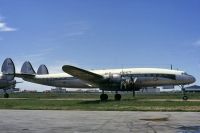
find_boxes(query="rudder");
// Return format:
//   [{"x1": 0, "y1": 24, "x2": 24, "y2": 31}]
[
  {"x1": 37, "y1": 64, "x2": 49, "y2": 75},
  {"x1": 1, "y1": 58, "x2": 15, "y2": 80},
  {"x1": 21, "y1": 61, "x2": 36, "y2": 74}
]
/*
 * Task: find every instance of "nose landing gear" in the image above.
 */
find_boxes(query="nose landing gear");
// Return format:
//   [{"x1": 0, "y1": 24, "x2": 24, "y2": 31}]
[
  {"x1": 182, "y1": 95, "x2": 188, "y2": 101},
  {"x1": 181, "y1": 85, "x2": 188, "y2": 101}
]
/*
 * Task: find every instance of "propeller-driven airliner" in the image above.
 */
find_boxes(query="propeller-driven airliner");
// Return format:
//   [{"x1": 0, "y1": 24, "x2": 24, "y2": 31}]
[{"x1": 16, "y1": 61, "x2": 196, "y2": 101}]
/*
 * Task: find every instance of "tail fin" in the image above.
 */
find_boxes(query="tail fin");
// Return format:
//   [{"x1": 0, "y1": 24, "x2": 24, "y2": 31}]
[
  {"x1": 37, "y1": 64, "x2": 49, "y2": 75},
  {"x1": 21, "y1": 61, "x2": 36, "y2": 74},
  {"x1": 1, "y1": 58, "x2": 15, "y2": 80}
]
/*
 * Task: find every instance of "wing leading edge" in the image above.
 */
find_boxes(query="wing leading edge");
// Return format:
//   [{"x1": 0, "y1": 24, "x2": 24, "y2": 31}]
[{"x1": 62, "y1": 65, "x2": 103, "y2": 83}]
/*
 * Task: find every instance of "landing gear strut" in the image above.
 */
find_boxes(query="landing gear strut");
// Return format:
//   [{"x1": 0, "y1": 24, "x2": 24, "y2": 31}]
[
  {"x1": 4, "y1": 93, "x2": 9, "y2": 98},
  {"x1": 100, "y1": 90, "x2": 108, "y2": 101},
  {"x1": 132, "y1": 90, "x2": 135, "y2": 97},
  {"x1": 132, "y1": 77, "x2": 136, "y2": 98},
  {"x1": 181, "y1": 85, "x2": 188, "y2": 101},
  {"x1": 3, "y1": 89, "x2": 9, "y2": 98}
]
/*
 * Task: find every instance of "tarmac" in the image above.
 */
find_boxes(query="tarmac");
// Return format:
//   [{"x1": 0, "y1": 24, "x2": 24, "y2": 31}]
[{"x1": 0, "y1": 110, "x2": 199, "y2": 133}]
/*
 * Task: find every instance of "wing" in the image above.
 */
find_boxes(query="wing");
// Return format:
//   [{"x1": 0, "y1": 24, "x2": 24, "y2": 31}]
[{"x1": 62, "y1": 65, "x2": 103, "y2": 84}]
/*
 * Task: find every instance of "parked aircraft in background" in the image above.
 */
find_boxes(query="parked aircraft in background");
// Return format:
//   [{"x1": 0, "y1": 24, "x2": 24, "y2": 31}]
[
  {"x1": 0, "y1": 58, "x2": 16, "y2": 98},
  {"x1": 16, "y1": 61, "x2": 195, "y2": 101}
]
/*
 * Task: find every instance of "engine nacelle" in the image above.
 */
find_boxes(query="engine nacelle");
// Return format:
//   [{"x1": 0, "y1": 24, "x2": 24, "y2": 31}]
[
  {"x1": 103, "y1": 73, "x2": 122, "y2": 82},
  {"x1": 120, "y1": 76, "x2": 135, "y2": 90},
  {"x1": 101, "y1": 74, "x2": 138, "y2": 91}
]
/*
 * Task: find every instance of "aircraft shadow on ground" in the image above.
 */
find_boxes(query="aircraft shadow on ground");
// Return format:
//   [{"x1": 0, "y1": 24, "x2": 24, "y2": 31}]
[
  {"x1": 78, "y1": 99, "x2": 137, "y2": 104},
  {"x1": 79, "y1": 100, "x2": 101, "y2": 104}
]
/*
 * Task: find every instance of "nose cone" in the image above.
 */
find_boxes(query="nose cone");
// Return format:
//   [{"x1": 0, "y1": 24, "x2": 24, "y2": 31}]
[
  {"x1": 187, "y1": 75, "x2": 196, "y2": 84},
  {"x1": 190, "y1": 75, "x2": 196, "y2": 83},
  {"x1": 176, "y1": 74, "x2": 196, "y2": 85}
]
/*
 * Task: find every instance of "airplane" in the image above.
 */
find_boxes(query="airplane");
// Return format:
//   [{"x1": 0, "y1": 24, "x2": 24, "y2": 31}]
[
  {"x1": 0, "y1": 58, "x2": 16, "y2": 98},
  {"x1": 16, "y1": 61, "x2": 196, "y2": 101}
]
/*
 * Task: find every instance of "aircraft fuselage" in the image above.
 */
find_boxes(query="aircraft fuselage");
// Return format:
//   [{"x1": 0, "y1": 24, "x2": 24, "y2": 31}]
[{"x1": 22, "y1": 68, "x2": 196, "y2": 91}]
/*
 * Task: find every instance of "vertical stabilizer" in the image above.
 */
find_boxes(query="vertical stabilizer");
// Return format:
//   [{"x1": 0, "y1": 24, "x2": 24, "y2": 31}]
[
  {"x1": 37, "y1": 64, "x2": 49, "y2": 75},
  {"x1": 21, "y1": 61, "x2": 36, "y2": 74},
  {"x1": 1, "y1": 58, "x2": 15, "y2": 80}
]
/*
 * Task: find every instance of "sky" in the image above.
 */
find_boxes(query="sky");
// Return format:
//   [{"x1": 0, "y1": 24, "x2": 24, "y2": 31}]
[{"x1": 0, "y1": 0, "x2": 200, "y2": 91}]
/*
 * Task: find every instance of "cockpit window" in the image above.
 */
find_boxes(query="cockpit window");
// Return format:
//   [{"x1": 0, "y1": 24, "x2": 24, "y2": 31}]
[{"x1": 181, "y1": 72, "x2": 188, "y2": 75}]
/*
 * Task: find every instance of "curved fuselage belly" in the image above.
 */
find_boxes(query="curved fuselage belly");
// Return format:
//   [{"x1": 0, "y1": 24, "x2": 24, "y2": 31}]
[
  {"x1": 23, "y1": 75, "x2": 191, "y2": 90},
  {"x1": 135, "y1": 77, "x2": 185, "y2": 87},
  {"x1": 99, "y1": 76, "x2": 191, "y2": 91}
]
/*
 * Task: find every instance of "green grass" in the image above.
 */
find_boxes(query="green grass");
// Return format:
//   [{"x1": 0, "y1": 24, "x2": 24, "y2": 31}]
[
  {"x1": 2, "y1": 92, "x2": 200, "y2": 100},
  {"x1": 0, "y1": 92, "x2": 199, "y2": 111}
]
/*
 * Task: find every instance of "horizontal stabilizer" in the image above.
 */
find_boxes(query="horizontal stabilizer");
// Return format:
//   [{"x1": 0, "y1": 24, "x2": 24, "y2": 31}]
[
  {"x1": 15, "y1": 73, "x2": 35, "y2": 78},
  {"x1": 62, "y1": 65, "x2": 103, "y2": 82}
]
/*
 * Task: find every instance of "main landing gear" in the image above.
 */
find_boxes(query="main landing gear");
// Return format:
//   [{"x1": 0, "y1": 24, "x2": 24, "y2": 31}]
[
  {"x1": 114, "y1": 91, "x2": 121, "y2": 101},
  {"x1": 100, "y1": 89, "x2": 136, "y2": 101},
  {"x1": 100, "y1": 90, "x2": 122, "y2": 101},
  {"x1": 100, "y1": 94, "x2": 108, "y2": 101},
  {"x1": 100, "y1": 93, "x2": 122, "y2": 101},
  {"x1": 100, "y1": 90, "x2": 108, "y2": 101}
]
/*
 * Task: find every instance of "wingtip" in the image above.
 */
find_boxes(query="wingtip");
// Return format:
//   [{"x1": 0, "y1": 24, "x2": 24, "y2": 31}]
[
  {"x1": 62, "y1": 65, "x2": 69, "y2": 72},
  {"x1": 62, "y1": 65, "x2": 83, "y2": 74},
  {"x1": 62, "y1": 65, "x2": 73, "y2": 70}
]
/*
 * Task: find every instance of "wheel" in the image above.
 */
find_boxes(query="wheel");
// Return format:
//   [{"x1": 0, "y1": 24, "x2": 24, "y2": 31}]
[
  {"x1": 182, "y1": 95, "x2": 188, "y2": 101},
  {"x1": 105, "y1": 94, "x2": 108, "y2": 101},
  {"x1": 100, "y1": 94, "x2": 108, "y2": 101},
  {"x1": 114, "y1": 94, "x2": 121, "y2": 101},
  {"x1": 4, "y1": 93, "x2": 9, "y2": 98}
]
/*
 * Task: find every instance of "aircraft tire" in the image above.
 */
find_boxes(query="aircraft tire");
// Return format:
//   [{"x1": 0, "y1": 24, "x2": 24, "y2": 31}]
[
  {"x1": 182, "y1": 95, "x2": 188, "y2": 101},
  {"x1": 4, "y1": 93, "x2": 9, "y2": 98},
  {"x1": 114, "y1": 94, "x2": 121, "y2": 101},
  {"x1": 100, "y1": 94, "x2": 108, "y2": 101}
]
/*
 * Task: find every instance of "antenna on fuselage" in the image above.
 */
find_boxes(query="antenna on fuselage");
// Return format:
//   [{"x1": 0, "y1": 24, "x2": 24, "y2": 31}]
[{"x1": 170, "y1": 64, "x2": 173, "y2": 70}]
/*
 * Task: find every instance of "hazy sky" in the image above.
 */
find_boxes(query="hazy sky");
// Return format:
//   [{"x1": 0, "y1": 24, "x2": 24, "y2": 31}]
[{"x1": 0, "y1": 0, "x2": 200, "y2": 91}]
